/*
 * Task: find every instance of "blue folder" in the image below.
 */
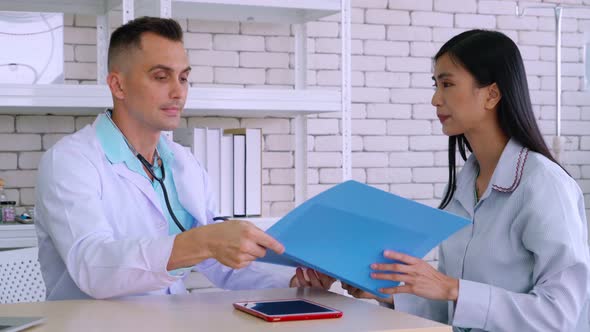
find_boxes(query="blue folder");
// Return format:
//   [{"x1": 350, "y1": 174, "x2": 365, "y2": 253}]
[{"x1": 258, "y1": 180, "x2": 470, "y2": 298}]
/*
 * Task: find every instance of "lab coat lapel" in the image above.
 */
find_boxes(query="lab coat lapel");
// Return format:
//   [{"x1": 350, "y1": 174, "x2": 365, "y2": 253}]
[
  {"x1": 111, "y1": 163, "x2": 167, "y2": 220},
  {"x1": 172, "y1": 149, "x2": 210, "y2": 227}
]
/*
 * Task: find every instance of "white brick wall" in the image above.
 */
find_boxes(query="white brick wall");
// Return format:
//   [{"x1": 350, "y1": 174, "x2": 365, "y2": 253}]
[
  {"x1": 366, "y1": 9, "x2": 411, "y2": 25},
  {"x1": 478, "y1": 1, "x2": 517, "y2": 15},
  {"x1": 367, "y1": 167, "x2": 412, "y2": 183},
  {"x1": 0, "y1": 116, "x2": 14, "y2": 132},
  {"x1": 42, "y1": 134, "x2": 67, "y2": 150},
  {"x1": 434, "y1": 0, "x2": 477, "y2": 14},
  {"x1": 366, "y1": 72, "x2": 411, "y2": 87},
  {"x1": 214, "y1": 68, "x2": 265, "y2": 84},
  {"x1": 213, "y1": 35, "x2": 265, "y2": 51},
  {"x1": 189, "y1": 50, "x2": 239, "y2": 67},
  {"x1": 455, "y1": 14, "x2": 496, "y2": 29},
  {"x1": 387, "y1": 26, "x2": 432, "y2": 41},
  {"x1": 240, "y1": 52, "x2": 289, "y2": 68},
  {"x1": 188, "y1": 20, "x2": 239, "y2": 33},
  {"x1": 364, "y1": 136, "x2": 409, "y2": 151},
  {"x1": 0, "y1": 153, "x2": 17, "y2": 170},
  {"x1": 388, "y1": 0, "x2": 433, "y2": 11},
  {"x1": 411, "y1": 12, "x2": 454, "y2": 27},
  {"x1": 74, "y1": 45, "x2": 97, "y2": 62},
  {"x1": 315, "y1": 136, "x2": 364, "y2": 152},
  {"x1": 16, "y1": 116, "x2": 75, "y2": 134},
  {"x1": 316, "y1": 38, "x2": 363, "y2": 55},
  {"x1": 364, "y1": 40, "x2": 410, "y2": 56},
  {"x1": 1, "y1": 1, "x2": 589, "y2": 234},
  {"x1": 367, "y1": 103, "x2": 412, "y2": 119},
  {"x1": 412, "y1": 167, "x2": 448, "y2": 183},
  {"x1": 0, "y1": 134, "x2": 42, "y2": 151},
  {"x1": 18, "y1": 152, "x2": 44, "y2": 170},
  {"x1": 184, "y1": 33, "x2": 212, "y2": 50}
]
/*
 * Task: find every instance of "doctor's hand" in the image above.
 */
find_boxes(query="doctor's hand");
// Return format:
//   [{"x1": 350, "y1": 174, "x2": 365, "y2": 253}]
[
  {"x1": 290, "y1": 267, "x2": 335, "y2": 290},
  {"x1": 204, "y1": 220, "x2": 285, "y2": 269},
  {"x1": 371, "y1": 250, "x2": 459, "y2": 302}
]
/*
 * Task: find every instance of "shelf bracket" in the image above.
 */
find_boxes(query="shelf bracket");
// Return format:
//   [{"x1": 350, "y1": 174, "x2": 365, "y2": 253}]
[
  {"x1": 294, "y1": 23, "x2": 308, "y2": 205},
  {"x1": 341, "y1": 0, "x2": 352, "y2": 181},
  {"x1": 96, "y1": 15, "x2": 109, "y2": 84}
]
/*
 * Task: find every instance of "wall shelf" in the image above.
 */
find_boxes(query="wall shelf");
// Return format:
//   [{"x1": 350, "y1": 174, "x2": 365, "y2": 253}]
[
  {"x1": 0, "y1": 84, "x2": 340, "y2": 117},
  {"x1": 0, "y1": 0, "x2": 119, "y2": 16},
  {"x1": 2, "y1": 0, "x2": 339, "y2": 24},
  {"x1": 165, "y1": 0, "x2": 340, "y2": 23}
]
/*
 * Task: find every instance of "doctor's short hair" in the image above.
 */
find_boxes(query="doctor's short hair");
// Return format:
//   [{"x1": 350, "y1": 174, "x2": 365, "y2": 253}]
[{"x1": 107, "y1": 16, "x2": 183, "y2": 71}]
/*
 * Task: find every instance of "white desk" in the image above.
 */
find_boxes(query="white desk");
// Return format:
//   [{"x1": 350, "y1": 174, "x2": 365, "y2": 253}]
[{"x1": 0, "y1": 288, "x2": 451, "y2": 331}]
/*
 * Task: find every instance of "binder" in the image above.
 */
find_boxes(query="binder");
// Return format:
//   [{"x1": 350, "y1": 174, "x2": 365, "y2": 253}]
[
  {"x1": 232, "y1": 135, "x2": 246, "y2": 217},
  {"x1": 224, "y1": 128, "x2": 262, "y2": 217},
  {"x1": 245, "y1": 129, "x2": 262, "y2": 216},
  {"x1": 206, "y1": 128, "x2": 221, "y2": 215},
  {"x1": 172, "y1": 128, "x2": 207, "y2": 167},
  {"x1": 219, "y1": 134, "x2": 234, "y2": 218},
  {"x1": 258, "y1": 180, "x2": 470, "y2": 298}
]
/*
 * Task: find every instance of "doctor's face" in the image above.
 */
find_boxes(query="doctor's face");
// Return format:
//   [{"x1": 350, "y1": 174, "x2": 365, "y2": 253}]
[{"x1": 117, "y1": 32, "x2": 190, "y2": 132}]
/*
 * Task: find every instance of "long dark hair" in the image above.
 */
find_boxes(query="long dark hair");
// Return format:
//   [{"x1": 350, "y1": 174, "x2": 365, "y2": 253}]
[{"x1": 436, "y1": 30, "x2": 564, "y2": 209}]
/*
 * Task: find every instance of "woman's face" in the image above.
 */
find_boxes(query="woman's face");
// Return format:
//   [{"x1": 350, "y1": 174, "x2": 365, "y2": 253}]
[{"x1": 431, "y1": 53, "x2": 494, "y2": 137}]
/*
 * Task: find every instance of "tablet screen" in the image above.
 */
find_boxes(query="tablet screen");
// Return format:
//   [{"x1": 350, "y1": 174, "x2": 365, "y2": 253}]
[{"x1": 244, "y1": 299, "x2": 335, "y2": 316}]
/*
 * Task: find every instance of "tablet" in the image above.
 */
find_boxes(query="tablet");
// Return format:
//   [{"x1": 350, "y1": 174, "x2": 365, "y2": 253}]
[
  {"x1": 233, "y1": 298, "x2": 343, "y2": 322},
  {"x1": 0, "y1": 317, "x2": 45, "y2": 332}
]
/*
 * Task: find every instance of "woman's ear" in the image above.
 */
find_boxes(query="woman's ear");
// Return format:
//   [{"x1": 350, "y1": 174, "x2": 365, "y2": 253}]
[{"x1": 485, "y1": 83, "x2": 501, "y2": 110}]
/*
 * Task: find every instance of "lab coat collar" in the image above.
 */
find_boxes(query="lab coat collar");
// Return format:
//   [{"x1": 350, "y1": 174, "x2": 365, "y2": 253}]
[{"x1": 95, "y1": 110, "x2": 176, "y2": 171}]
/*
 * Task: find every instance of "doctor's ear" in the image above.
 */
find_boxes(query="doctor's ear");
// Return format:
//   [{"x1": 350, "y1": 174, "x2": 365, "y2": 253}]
[
  {"x1": 484, "y1": 83, "x2": 501, "y2": 111},
  {"x1": 107, "y1": 72, "x2": 125, "y2": 100}
]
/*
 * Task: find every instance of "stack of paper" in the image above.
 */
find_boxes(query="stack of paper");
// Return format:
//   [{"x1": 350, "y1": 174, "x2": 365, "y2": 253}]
[{"x1": 258, "y1": 180, "x2": 470, "y2": 298}]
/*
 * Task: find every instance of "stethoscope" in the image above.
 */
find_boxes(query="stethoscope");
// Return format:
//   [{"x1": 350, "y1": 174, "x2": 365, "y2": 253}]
[{"x1": 105, "y1": 110, "x2": 187, "y2": 232}]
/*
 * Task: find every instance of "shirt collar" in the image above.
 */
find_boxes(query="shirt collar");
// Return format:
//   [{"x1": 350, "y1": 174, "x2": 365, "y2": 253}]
[
  {"x1": 453, "y1": 137, "x2": 529, "y2": 212},
  {"x1": 489, "y1": 138, "x2": 529, "y2": 193},
  {"x1": 95, "y1": 110, "x2": 175, "y2": 167}
]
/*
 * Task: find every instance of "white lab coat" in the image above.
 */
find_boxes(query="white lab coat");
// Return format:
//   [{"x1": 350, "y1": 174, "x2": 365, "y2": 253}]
[{"x1": 35, "y1": 116, "x2": 291, "y2": 300}]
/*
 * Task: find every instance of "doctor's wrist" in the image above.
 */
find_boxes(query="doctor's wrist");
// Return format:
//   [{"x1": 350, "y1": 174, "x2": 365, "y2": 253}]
[
  {"x1": 167, "y1": 228, "x2": 212, "y2": 270},
  {"x1": 191, "y1": 226, "x2": 214, "y2": 258}
]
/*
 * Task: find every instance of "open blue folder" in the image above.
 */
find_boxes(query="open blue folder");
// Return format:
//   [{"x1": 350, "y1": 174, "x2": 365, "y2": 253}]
[{"x1": 258, "y1": 180, "x2": 470, "y2": 298}]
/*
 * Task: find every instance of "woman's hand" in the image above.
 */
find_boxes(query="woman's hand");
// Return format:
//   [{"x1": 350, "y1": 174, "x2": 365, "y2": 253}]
[
  {"x1": 371, "y1": 250, "x2": 459, "y2": 301},
  {"x1": 290, "y1": 267, "x2": 335, "y2": 290},
  {"x1": 341, "y1": 283, "x2": 394, "y2": 306}
]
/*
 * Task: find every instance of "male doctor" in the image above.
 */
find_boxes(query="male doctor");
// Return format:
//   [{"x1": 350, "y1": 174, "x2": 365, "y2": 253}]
[{"x1": 35, "y1": 16, "x2": 332, "y2": 300}]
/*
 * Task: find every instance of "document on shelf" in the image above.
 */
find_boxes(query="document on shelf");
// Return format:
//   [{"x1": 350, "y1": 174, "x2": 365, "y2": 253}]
[{"x1": 257, "y1": 180, "x2": 470, "y2": 298}]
